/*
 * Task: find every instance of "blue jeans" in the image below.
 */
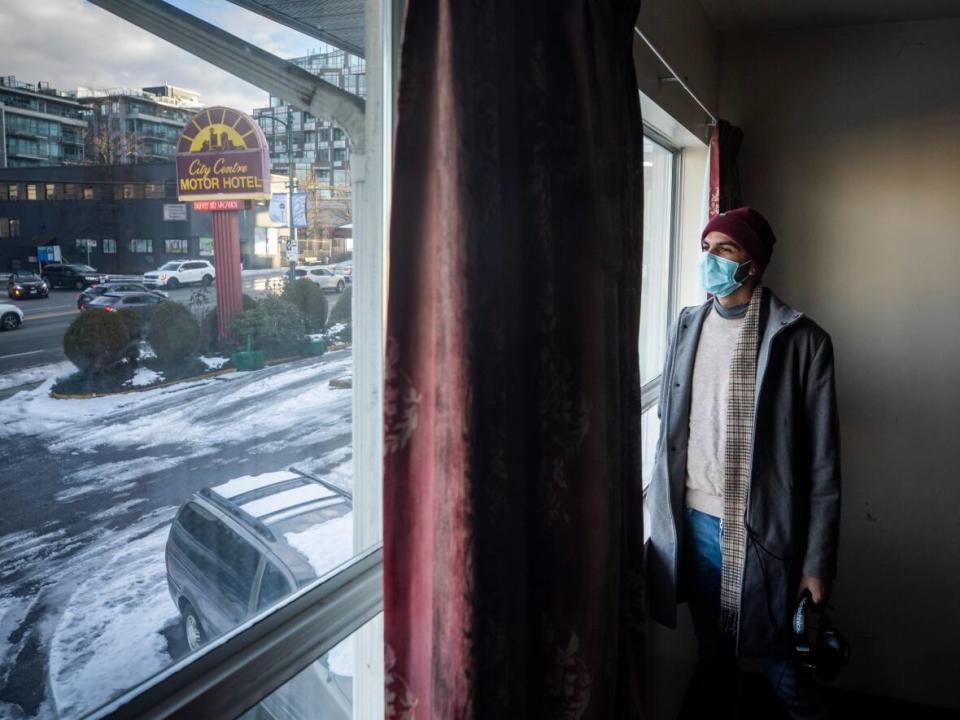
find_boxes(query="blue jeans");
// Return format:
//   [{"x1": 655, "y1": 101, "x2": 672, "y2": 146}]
[{"x1": 679, "y1": 507, "x2": 829, "y2": 719}]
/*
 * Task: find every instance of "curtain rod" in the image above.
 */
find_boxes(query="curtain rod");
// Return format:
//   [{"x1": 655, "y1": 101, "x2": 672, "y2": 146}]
[{"x1": 633, "y1": 26, "x2": 718, "y2": 127}]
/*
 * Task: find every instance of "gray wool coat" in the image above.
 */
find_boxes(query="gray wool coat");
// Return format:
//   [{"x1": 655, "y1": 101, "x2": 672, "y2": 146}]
[{"x1": 644, "y1": 287, "x2": 842, "y2": 658}]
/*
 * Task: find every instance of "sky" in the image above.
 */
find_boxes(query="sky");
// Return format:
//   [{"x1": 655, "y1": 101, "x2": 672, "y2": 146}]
[{"x1": 0, "y1": 0, "x2": 320, "y2": 113}]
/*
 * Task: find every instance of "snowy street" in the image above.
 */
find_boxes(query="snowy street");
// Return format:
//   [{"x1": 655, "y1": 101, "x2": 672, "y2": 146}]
[{"x1": 0, "y1": 351, "x2": 353, "y2": 720}]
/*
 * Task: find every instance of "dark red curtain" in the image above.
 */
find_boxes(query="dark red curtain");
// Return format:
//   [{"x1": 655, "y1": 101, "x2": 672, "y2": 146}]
[
  {"x1": 383, "y1": 0, "x2": 645, "y2": 716},
  {"x1": 707, "y1": 118, "x2": 744, "y2": 218}
]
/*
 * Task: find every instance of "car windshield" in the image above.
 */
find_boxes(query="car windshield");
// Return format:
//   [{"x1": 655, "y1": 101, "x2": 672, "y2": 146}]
[
  {"x1": 75, "y1": 265, "x2": 97, "y2": 273},
  {"x1": 159, "y1": 262, "x2": 181, "y2": 271},
  {"x1": 15, "y1": 274, "x2": 41, "y2": 282}
]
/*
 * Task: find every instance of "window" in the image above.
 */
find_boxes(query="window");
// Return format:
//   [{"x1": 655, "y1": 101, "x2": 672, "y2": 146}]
[
  {"x1": 26, "y1": 184, "x2": 38, "y2": 201},
  {"x1": 8, "y1": 218, "x2": 20, "y2": 237},
  {"x1": 639, "y1": 131, "x2": 681, "y2": 541},
  {"x1": 0, "y1": 218, "x2": 17, "y2": 238},
  {"x1": 45, "y1": 183, "x2": 57, "y2": 200},
  {"x1": 0, "y1": 2, "x2": 388, "y2": 717},
  {"x1": 83, "y1": 186, "x2": 95, "y2": 200},
  {"x1": 639, "y1": 134, "x2": 678, "y2": 385},
  {"x1": 7, "y1": 184, "x2": 18, "y2": 201},
  {"x1": 145, "y1": 182, "x2": 165, "y2": 199}
]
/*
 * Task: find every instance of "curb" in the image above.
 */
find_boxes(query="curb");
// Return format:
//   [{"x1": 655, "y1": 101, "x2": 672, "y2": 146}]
[{"x1": 50, "y1": 366, "x2": 237, "y2": 399}]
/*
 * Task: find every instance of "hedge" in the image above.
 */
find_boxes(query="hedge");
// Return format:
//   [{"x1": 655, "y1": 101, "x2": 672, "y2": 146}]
[{"x1": 64, "y1": 310, "x2": 130, "y2": 372}]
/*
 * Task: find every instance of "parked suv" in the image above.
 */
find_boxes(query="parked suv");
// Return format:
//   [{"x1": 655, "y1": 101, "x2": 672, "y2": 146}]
[
  {"x1": 165, "y1": 468, "x2": 353, "y2": 718},
  {"x1": 144, "y1": 260, "x2": 215, "y2": 290},
  {"x1": 294, "y1": 265, "x2": 346, "y2": 293},
  {"x1": 41, "y1": 263, "x2": 107, "y2": 290}
]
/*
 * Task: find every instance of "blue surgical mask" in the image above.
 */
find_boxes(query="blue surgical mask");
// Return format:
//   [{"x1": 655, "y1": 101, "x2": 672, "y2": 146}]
[{"x1": 698, "y1": 251, "x2": 751, "y2": 297}]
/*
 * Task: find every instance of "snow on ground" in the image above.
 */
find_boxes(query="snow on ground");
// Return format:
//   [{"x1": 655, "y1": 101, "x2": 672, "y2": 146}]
[
  {"x1": 47, "y1": 507, "x2": 180, "y2": 719},
  {"x1": 54, "y1": 455, "x2": 195, "y2": 502},
  {"x1": 0, "y1": 361, "x2": 74, "y2": 392},
  {"x1": 283, "y1": 513, "x2": 354, "y2": 579},
  {"x1": 199, "y1": 355, "x2": 229, "y2": 370},
  {"x1": 0, "y1": 355, "x2": 353, "y2": 456},
  {"x1": 125, "y1": 367, "x2": 163, "y2": 387}
]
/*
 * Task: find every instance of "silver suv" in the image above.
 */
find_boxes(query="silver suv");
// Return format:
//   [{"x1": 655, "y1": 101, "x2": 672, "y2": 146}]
[{"x1": 165, "y1": 468, "x2": 353, "y2": 718}]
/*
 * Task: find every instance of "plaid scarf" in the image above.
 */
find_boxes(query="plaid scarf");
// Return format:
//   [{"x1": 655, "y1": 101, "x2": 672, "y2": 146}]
[{"x1": 719, "y1": 284, "x2": 764, "y2": 635}]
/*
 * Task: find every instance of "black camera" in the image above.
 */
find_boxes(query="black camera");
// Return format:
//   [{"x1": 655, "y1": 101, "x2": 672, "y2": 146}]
[{"x1": 792, "y1": 589, "x2": 851, "y2": 681}]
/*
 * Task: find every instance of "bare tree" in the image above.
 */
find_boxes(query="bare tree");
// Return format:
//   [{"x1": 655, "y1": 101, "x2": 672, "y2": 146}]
[
  {"x1": 85, "y1": 118, "x2": 137, "y2": 165},
  {"x1": 303, "y1": 176, "x2": 352, "y2": 262}
]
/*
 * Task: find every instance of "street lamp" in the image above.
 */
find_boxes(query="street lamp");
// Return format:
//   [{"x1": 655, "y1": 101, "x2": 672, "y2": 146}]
[{"x1": 269, "y1": 106, "x2": 298, "y2": 285}]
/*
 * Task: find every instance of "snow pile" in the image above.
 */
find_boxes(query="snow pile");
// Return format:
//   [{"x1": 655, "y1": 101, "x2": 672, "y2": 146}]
[
  {"x1": 199, "y1": 355, "x2": 229, "y2": 370},
  {"x1": 125, "y1": 367, "x2": 163, "y2": 388}
]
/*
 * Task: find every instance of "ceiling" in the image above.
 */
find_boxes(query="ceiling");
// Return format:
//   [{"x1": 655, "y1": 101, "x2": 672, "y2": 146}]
[
  {"x1": 228, "y1": 0, "x2": 365, "y2": 56},
  {"x1": 698, "y1": 0, "x2": 960, "y2": 32}
]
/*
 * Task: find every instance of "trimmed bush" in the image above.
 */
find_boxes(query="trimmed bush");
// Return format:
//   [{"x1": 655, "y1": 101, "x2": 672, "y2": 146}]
[
  {"x1": 230, "y1": 295, "x2": 306, "y2": 356},
  {"x1": 116, "y1": 307, "x2": 142, "y2": 340},
  {"x1": 147, "y1": 301, "x2": 201, "y2": 365},
  {"x1": 283, "y1": 279, "x2": 329, "y2": 332},
  {"x1": 326, "y1": 285, "x2": 352, "y2": 327},
  {"x1": 200, "y1": 294, "x2": 258, "y2": 352},
  {"x1": 64, "y1": 310, "x2": 130, "y2": 372}
]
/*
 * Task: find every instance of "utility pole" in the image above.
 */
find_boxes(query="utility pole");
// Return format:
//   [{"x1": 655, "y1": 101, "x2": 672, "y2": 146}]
[{"x1": 287, "y1": 105, "x2": 296, "y2": 285}]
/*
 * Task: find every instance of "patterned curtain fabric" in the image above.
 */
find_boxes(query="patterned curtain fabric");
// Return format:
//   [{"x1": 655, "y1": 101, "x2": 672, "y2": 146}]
[
  {"x1": 383, "y1": 0, "x2": 645, "y2": 716},
  {"x1": 707, "y1": 119, "x2": 744, "y2": 218}
]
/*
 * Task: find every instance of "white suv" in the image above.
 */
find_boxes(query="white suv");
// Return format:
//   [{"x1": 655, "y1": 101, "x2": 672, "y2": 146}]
[
  {"x1": 294, "y1": 265, "x2": 347, "y2": 293},
  {"x1": 144, "y1": 260, "x2": 215, "y2": 290}
]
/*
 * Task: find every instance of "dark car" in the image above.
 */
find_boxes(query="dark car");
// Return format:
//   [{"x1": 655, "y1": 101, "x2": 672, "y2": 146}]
[
  {"x1": 77, "y1": 282, "x2": 166, "y2": 310},
  {"x1": 84, "y1": 292, "x2": 166, "y2": 323},
  {"x1": 7, "y1": 272, "x2": 49, "y2": 299},
  {"x1": 41, "y1": 263, "x2": 107, "y2": 290},
  {"x1": 165, "y1": 468, "x2": 353, "y2": 718}
]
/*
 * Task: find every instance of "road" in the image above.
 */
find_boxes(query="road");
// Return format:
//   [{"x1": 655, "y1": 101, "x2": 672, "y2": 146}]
[
  {"x1": 0, "y1": 272, "x2": 290, "y2": 376},
  {"x1": 0, "y1": 351, "x2": 354, "y2": 719}
]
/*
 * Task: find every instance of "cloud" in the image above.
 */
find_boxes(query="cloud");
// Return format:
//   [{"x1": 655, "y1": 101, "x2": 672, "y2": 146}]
[{"x1": 0, "y1": 0, "x2": 320, "y2": 113}]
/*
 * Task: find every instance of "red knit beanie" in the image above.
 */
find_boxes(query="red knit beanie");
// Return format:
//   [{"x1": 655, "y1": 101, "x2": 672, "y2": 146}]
[{"x1": 701, "y1": 206, "x2": 777, "y2": 271}]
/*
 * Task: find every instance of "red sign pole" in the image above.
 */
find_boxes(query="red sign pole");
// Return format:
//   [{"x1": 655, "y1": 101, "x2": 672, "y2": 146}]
[{"x1": 211, "y1": 209, "x2": 244, "y2": 340}]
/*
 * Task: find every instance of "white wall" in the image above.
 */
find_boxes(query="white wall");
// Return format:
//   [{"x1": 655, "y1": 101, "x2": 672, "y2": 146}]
[{"x1": 718, "y1": 17, "x2": 960, "y2": 710}]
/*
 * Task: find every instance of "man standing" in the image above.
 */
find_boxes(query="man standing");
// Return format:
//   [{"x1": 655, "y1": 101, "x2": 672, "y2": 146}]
[{"x1": 644, "y1": 207, "x2": 841, "y2": 718}]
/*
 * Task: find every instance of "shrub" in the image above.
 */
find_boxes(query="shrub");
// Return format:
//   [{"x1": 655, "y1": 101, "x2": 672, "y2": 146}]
[
  {"x1": 64, "y1": 310, "x2": 130, "y2": 372},
  {"x1": 282, "y1": 279, "x2": 329, "y2": 332},
  {"x1": 327, "y1": 285, "x2": 352, "y2": 327},
  {"x1": 147, "y1": 301, "x2": 201, "y2": 365},
  {"x1": 230, "y1": 295, "x2": 306, "y2": 356},
  {"x1": 200, "y1": 295, "x2": 259, "y2": 352},
  {"x1": 116, "y1": 307, "x2": 142, "y2": 340}
]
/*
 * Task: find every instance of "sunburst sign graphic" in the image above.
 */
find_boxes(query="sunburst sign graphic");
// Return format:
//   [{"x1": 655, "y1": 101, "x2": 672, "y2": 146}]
[
  {"x1": 176, "y1": 106, "x2": 271, "y2": 201},
  {"x1": 177, "y1": 107, "x2": 259, "y2": 154}
]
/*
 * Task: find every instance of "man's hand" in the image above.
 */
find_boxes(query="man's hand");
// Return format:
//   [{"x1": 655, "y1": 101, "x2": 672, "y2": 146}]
[{"x1": 797, "y1": 575, "x2": 832, "y2": 605}]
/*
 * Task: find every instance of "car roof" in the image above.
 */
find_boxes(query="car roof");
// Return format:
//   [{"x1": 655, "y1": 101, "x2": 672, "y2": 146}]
[{"x1": 192, "y1": 468, "x2": 352, "y2": 584}]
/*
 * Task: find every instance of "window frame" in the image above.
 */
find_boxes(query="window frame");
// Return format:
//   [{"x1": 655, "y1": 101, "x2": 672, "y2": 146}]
[{"x1": 639, "y1": 124, "x2": 682, "y2": 414}]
